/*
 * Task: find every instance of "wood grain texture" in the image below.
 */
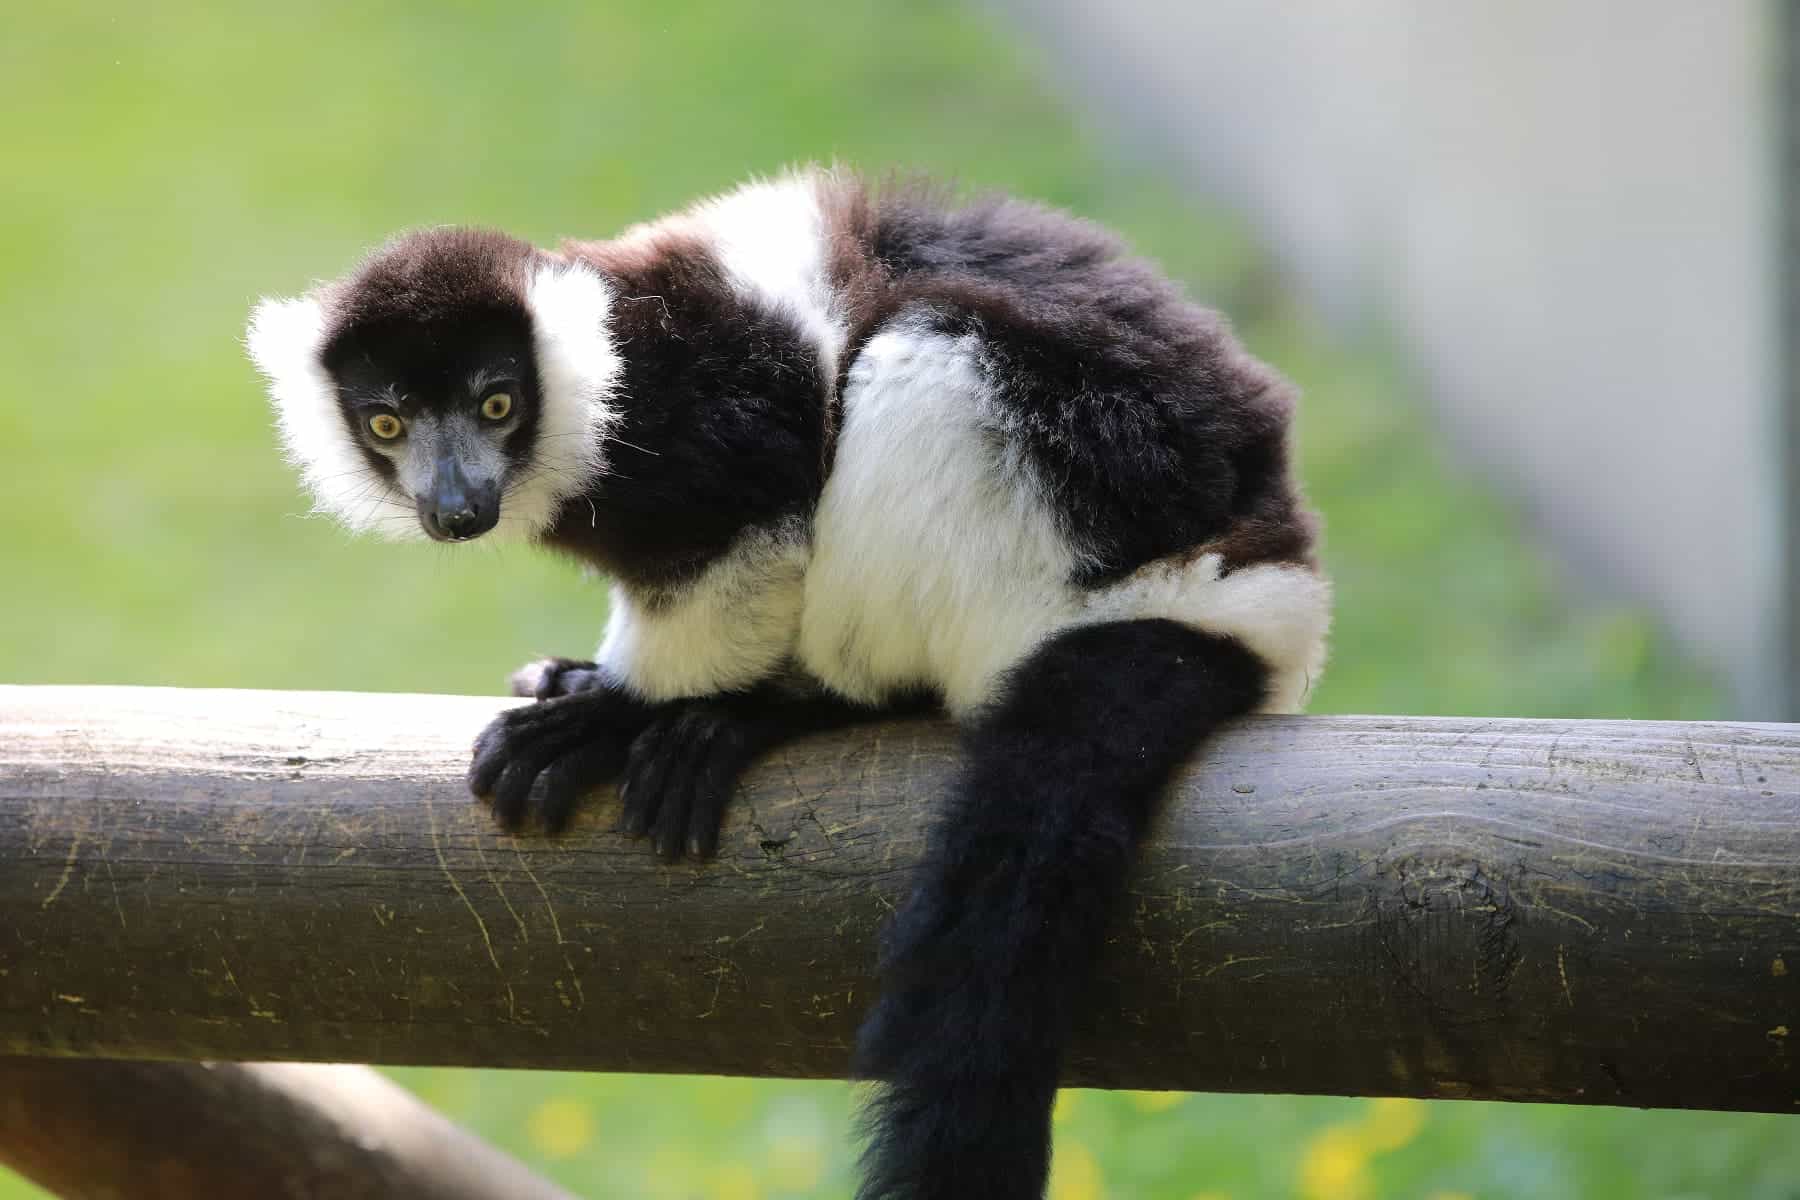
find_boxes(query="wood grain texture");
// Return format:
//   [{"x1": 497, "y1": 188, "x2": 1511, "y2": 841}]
[
  {"x1": 0, "y1": 685, "x2": 1795, "y2": 1111},
  {"x1": 0, "y1": 1057, "x2": 577, "y2": 1200}
]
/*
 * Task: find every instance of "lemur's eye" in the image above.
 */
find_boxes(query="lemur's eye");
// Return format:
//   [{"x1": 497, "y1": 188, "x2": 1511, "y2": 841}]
[
  {"x1": 480, "y1": 392, "x2": 513, "y2": 421},
  {"x1": 368, "y1": 413, "x2": 404, "y2": 440}
]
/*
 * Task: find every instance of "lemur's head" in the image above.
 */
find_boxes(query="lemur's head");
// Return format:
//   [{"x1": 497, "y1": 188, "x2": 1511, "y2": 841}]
[{"x1": 246, "y1": 229, "x2": 618, "y2": 542}]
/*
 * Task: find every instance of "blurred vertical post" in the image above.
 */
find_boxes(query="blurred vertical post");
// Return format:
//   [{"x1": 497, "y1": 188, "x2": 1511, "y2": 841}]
[{"x1": 1783, "y1": 0, "x2": 1800, "y2": 721}]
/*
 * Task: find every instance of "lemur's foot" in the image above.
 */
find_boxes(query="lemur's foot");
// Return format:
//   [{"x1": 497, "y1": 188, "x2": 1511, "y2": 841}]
[
  {"x1": 470, "y1": 691, "x2": 647, "y2": 832},
  {"x1": 617, "y1": 701, "x2": 769, "y2": 861},
  {"x1": 509, "y1": 657, "x2": 606, "y2": 700}
]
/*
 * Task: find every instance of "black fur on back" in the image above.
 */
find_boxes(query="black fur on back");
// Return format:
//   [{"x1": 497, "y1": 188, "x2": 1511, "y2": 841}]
[
  {"x1": 822, "y1": 177, "x2": 1317, "y2": 584},
  {"x1": 852, "y1": 618, "x2": 1270, "y2": 1200},
  {"x1": 543, "y1": 229, "x2": 831, "y2": 591}
]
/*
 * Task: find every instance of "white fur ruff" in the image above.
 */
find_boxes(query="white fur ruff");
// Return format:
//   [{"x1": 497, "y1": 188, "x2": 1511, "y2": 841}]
[
  {"x1": 516, "y1": 260, "x2": 622, "y2": 535},
  {"x1": 244, "y1": 260, "x2": 619, "y2": 541},
  {"x1": 245, "y1": 295, "x2": 421, "y2": 537}
]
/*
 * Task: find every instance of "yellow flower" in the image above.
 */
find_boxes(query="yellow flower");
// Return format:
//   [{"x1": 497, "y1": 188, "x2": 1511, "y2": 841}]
[
  {"x1": 1049, "y1": 1141, "x2": 1103, "y2": 1200},
  {"x1": 1127, "y1": 1090, "x2": 1186, "y2": 1114},
  {"x1": 711, "y1": 1163, "x2": 759, "y2": 1200},
  {"x1": 524, "y1": 1097, "x2": 594, "y2": 1159},
  {"x1": 1298, "y1": 1126, "x2": 1370, "y2": 1200},
  {"x1": 1357, "y1": 1097, "x2": 1426, "y2": 1152},
  {"x1": 767, "y1": 1135, "x2": 824, "y2": 1193}
]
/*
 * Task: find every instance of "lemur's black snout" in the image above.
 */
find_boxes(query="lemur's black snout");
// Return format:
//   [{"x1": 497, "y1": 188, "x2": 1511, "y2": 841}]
[
  {"x1": 429, "y1": 504, "x2": 494, "y2": 541},
  {"x1": 421, "y1": 457, "x2": 500, "y2": 541}
]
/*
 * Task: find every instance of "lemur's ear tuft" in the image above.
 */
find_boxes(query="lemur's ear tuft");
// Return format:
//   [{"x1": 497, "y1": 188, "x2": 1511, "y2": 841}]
[
  {"x1": 494, "y1": 258, "x2": 621, "y2": 533},
  {"x1": 245, "y1": 294, "x2": 326, "y2": 388},
  {"x1": 244, "y1": 293, "x2": 411, "y2": 536},
  {"x1": 525, "y1": 259, "x2": 620, "y2": 425}
]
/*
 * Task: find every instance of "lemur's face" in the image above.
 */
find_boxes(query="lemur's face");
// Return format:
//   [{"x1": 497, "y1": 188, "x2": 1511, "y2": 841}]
[
  {"x1": 247, "y1": 228, "x2": 619, "y2": 544},
  {"x1": 324, "y1": 312, "x2": 543, "y2": 542}
]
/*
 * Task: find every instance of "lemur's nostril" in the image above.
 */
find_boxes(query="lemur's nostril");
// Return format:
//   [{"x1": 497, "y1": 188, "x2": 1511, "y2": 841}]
[{"x1": 440, "y1": 508, "x2": 480, "y2": 538}]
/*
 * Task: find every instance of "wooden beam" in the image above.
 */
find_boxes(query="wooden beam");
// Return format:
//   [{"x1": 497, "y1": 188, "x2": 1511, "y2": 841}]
[
  {"x1": 0, "y1": 1057, "x2": 577, "y2": 1200},
  {"x1": 0, "y1": 686, "x2": 1795, "y2": 1110}
]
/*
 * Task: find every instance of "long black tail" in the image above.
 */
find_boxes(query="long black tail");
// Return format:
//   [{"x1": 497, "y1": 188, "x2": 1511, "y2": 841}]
[{"x1": 851, "y1": 618, "x2": 1270, "y2": 1200}]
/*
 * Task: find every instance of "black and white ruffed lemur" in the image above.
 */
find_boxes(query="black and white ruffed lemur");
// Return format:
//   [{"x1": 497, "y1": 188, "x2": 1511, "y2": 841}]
[{"x1": 246, "y1": 168, "x2": 1329, "y2": 1200}]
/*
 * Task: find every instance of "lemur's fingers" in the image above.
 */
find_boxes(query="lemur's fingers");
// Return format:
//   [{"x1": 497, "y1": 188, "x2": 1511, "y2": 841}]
[
  {"x1": 469, "y1": 703, "x2": 559, "y2": 796},
  {"x1": 491, "y1": 743, "x2": 576, "y2": 829},
  {"x1": 474, "y1": 711, "x2": 585, "y2": 829},
  {"x1": 538, "y1": 741, "x2": 630, "y2": 833},
  {"x1": 648, "y1": 712, "x2": 718, "y2": 861},
  {"x1": 618, "y1": 720, "x2": 675, "y2": 840},
  {"x1": 682, "y1": 723, "x2": 749, "y2": 861},
  {"x1": 619, "y1": 704, "x2": 750, "y2": 861},
  {"x1": 470, "y1": 693, "x2": 644, "y2": 830},
  {"x1": 663, "y1": 707, "x2": 759, "y2": 861}
]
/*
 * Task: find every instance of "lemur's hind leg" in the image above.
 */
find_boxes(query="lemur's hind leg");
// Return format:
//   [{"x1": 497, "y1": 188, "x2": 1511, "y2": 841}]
[{"x1": 852, "y1": 619, "x2": 1269, "y2": 1200}]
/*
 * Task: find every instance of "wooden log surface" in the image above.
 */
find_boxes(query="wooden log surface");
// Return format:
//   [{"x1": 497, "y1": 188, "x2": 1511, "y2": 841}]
[
  {"x1": 0, "y1": 685, "x2": 1795, "y2": 1111},
  {"x1": 0, "y1": 1057, "x2": 577, "y2": 1200}
]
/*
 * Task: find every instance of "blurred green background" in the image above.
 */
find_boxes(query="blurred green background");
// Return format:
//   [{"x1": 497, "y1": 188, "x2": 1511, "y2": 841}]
[{"x1": 2, "y1": 1, "x2": 1790, "y2": 1198}]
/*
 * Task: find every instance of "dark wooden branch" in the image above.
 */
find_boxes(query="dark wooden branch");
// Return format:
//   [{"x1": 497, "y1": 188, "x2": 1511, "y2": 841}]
[
  {"x1": 1, "y1": 686, "x2": 1796, "y2": 1112},
  {"x1": 0, "y1": 1057, "x2": 577, "y2": 1200}
]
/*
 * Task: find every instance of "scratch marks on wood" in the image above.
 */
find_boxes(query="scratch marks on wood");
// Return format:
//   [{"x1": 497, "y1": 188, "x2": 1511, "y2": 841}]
[
  {"x1": 1202, "y1": 954, "x2": 1270, "y2": 977},
  {"x1": 39, "y1": 835, "x2": 80, "y2": 909},
  {"x1": 511, "y1": 844, "x2": 565, "y2": 946},
  {"x1": 1683, "y1": 735, "x2": 1707, "y2": 783},
  {"x1": 698, "y1": 918, "x2": 768, "y2": 1019},
  {"x1": 1534, "y1": 902, "x2": 1598, "y2": 934},
  {"x1": 217, "y1": 953, "x2": 280, "y2": 1021},
  {"x1": 511, "y1": 841, "x2": 585, "y2": 1012},
  {"x1": 425, "y1": 796, "x2": 501, "y2": 974},
  {"x1": 100, "y1": 858, "x2": 126, "y2": 931},
  {"x1": 474, "y1": 839, "x2": 527, "y2": 942}
]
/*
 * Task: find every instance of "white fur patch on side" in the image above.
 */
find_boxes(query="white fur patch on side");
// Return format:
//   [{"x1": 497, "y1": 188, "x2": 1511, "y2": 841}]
[
  {"x1": 519, "y1": 260, "x2": 621, "y2": 537},
  {"x1": 800, "y1": 325, "x2": 1080, "y2": 713},
  {"x1": 686, "y1": 171, "x2": 846, "y2": 383},
  {"x1": 244, "y1": 295, "x2": 423, "y2": 538},
  {"x1": 801, "y1": 320, "x2": 1330, "y2": 715},
  {"x1": 1081, "y1": 556, "x2": 1332, "y2": 714},
  {"x1": 596, "y1": 523, "x2": 811, "y2": 701}
]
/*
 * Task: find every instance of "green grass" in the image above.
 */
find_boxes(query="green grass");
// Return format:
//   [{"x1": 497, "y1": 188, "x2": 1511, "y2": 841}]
[{"x1": 0, "y1": 1, "x2": 1766, "y2": 1197}]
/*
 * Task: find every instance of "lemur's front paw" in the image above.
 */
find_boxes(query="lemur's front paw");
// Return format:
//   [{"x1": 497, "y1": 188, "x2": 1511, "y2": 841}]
[
  {"x1": 619, "y1": 702, "x2": 762, "y2": 861},
  {"x1": 469, "y1": 694, "x2": 637, "y2": 832},
  {"x1": 509, "y1": 657, "x2": 607, "y2": 701}
]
